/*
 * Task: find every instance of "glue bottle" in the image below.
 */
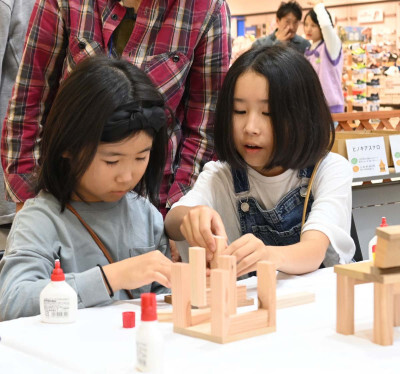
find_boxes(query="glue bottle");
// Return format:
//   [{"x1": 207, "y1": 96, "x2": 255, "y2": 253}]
[
  {"x1": 136, "y1": 293, "x2": 164, "y2": 373},
  {"x1": 39, "y1": 260, "x2": 78, "y2": 323},
  {"x1": 368, "y1": 217, "x2": 388, "y2": 262}
]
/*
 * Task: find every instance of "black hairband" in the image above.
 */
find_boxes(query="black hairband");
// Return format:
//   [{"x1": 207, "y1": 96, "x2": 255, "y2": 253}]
[{"x1": 101, "y1": 102, "x2": 166, "y2": 141}]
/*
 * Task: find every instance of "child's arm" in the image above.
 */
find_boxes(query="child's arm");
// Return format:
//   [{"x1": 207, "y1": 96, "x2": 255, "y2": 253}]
[
  {"x1": 165, "y1": 205, "x2": 227, "y2": 261},
  {"x1": 224, "y1": 230, "x2": 329, "y2": 276},
  {"x1": 310, "y1": 1, "x2": 342, "y2": 60}
]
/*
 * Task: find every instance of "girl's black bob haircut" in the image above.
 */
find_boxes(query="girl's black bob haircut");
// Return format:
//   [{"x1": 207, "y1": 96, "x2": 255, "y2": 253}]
[
  {"x1": 37, "y1": 56, "x2": 169, "y2": 211},
  {"x1": 214, "y1": 45, "x2": 335, "y2": 171}
]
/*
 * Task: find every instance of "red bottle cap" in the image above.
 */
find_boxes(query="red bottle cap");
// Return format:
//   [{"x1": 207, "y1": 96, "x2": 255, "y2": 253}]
[
  {"x1": 380, "y1": 217, "x2": 388, "y2": 227},
  {"x1": 141, "y1": 293, "x2": 157, "y2": 321},
  {"x1": 51, "y1": 260, "x2": 65, "y2": 281},
  {"x1": 122, "y1": 311, "x2": 136, "y2": 328}
]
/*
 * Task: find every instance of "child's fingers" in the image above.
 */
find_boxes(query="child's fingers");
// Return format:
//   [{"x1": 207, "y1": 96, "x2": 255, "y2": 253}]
[
  {"x1": 152, "y1": 272, "x2": 171, "y2": 288},
  {"x1": 236, "y1": 251, "x2": 259, "y2": 276},
  {"x1": 180, "y1": 218, "x2": 195, "y2": 245},
  {"x1": 211, "y1": 213, "x2": 228, "y2": 241}
]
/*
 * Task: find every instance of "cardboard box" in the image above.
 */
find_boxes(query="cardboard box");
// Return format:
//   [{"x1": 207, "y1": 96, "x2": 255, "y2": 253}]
[{"x1": 332, "y1": 130, "x2": 400, "y2": 167}]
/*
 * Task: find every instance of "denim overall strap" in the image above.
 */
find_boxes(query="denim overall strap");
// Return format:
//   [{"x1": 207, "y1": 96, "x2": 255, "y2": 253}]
[{"x1": 232, "y1": 166, "x2": 315, "y2": 248}]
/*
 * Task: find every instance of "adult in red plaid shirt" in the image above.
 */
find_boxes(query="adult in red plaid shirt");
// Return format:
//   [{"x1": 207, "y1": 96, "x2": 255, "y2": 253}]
[{"x1": 1, "y1": 0, "x2": 231, "y2": 217}]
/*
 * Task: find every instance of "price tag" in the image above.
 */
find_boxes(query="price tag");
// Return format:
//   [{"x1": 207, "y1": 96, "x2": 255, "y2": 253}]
[
  {"x1": 346, "y1": 136, "x2": 388, "y2": 178},
  {"x1": 389, "y1": 134, "x2": 400, "y2": 173}
]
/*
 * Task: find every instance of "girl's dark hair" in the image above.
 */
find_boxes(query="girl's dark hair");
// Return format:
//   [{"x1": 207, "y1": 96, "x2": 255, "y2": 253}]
[
  {"x1": 305, "y1": 8, "x2": 334, "y2": 34},
  {"x1": 214, "y1": 45, "x2": 335, "y2": 171},
  {"x1": 276, "y1": 1, "x2": 302, "y2": 21},
  {"x1": 37, "y1": 56, "x2": 168, "y2": 210}
]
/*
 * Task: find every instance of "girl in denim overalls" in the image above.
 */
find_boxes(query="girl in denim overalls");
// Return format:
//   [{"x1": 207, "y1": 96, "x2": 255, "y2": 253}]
[{"x1": 166, "y1": 46, "x2": 355, "y2": 277}]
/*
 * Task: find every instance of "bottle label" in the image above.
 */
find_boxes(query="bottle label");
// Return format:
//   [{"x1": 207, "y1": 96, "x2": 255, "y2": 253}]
[
  {"x1": 136, "y1": 342, "x2": 148, "y2": 370},
  {"x1": 43, "y1": 297, "x2": 70, "y2": 318}
]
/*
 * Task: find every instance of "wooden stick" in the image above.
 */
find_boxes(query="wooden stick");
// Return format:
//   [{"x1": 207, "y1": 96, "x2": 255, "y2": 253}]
[
  {"x1": 257, "y1": 261, "x2": 276, "y2": 328},
  {"x1": 189, "y1": 247, "x2": 207, "y2": 308},
  {"x1": 336, "y1": 274, "x2": 355, "y2": 335},
  {"x1": 171, "y1": 263, "x2": 191, "y2": 328},
  {"x1": 210, "y1": 269, "x2": 229, "y2": 338},
  {"x1": 374, "y1": 283, "x2": 394, "y2": 345},
  {"x1": 218, "y1": 255, "x2": 237, "y2": 315},
  {"x1": 210, "y1": 235, "x2": 227, "y2": 269}
]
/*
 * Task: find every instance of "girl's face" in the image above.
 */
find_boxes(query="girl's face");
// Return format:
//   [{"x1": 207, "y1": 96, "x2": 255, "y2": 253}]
[
  {"x1": 233, "y1": 71, "x2": 283, "y2": 177},
  {"x1": 74, "y1": 131, "x2": 153, "y2": 202},
  {"x1": 304, "y1": 16, "x2": 322, "y2": 43}
]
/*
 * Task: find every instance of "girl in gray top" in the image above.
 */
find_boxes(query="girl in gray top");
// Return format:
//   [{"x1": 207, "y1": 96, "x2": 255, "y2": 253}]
[{"x1": 0, "y1": 56, "x2": 172, "y2": 320}]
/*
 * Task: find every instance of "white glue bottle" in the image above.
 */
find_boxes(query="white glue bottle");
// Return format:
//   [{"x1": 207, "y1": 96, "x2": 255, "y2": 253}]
[
  {"x1": 136, "y1": 293, "x2": 164, "y2": 373},
  {"x1": 368, "y1": 217, "x2": 388, "y2": 262},
  {"x1": 40, "y1": 260, "x2": 78, "y2": 323}
]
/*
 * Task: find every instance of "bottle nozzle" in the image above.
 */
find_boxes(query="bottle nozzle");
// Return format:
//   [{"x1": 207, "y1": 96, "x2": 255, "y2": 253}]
[
  {"x1": 380, "y1": 217, "x2": 388, "y2": 227},
  {"x1": 51, "y1": 259, "x2": 66, "y2": 281}
]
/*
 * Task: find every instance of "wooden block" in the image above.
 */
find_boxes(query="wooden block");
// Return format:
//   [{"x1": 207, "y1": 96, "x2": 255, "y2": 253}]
[
  {"x1": 276, "y1": 292, "x2": 315, "y2": 309},
  {"x1": 369, "y1": 265, "x2": 400, "y2": 276},
  {"x1": 210, "y1": 269, "x2": 230, "y2": 338},
  {"x1": 210, "y1": 235, "x2": 227, "y2": 269},
  {"x1": 257, "y1": 261, "x2": 276, "y2": 327},
  {"x1": 218, "y1": 255, "x2": 237, "y2": 315},
  {"x1": 164, "y1": 285, "x2": 254, "y2": 307},
  {"x1": 394, "y1": 294, "x2": 400, "y2": 327},
  {"x1": 336, "y1": 274, "x2": 355, "y2": 335},
  {"x1": 228, "y1": 309, "x2": 269, "y2": 336},
  {"x1": 158, "y1": 308, "x2": 211, "y2": 324},
  {"x1": 375, "y1": 234, "x2": 400, "y2": 269},
  {"x1": 189, "y1": 247, "x2": 207, "y2": 308},
  {"x1": 376, "y1": 225, "x2": 400, "y2": 241},
  {"x1": 373, "y1": 283, "x2": 394, "y2": 345},
  {"x1": 171, "y1": 263, "x2": 191, "y2": 328},
  {"x1": 174, "y1": 322, "x2": 275, "y2": 344}
]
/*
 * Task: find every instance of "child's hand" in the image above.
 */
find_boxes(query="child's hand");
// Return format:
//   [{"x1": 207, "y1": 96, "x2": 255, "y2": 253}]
[
  {"x1": 180, "y1": 206, "x2": 227, "y2": 261},
  {"x1": 223, "y1": 234, "x2": 271, "y2": 277},
  {"x1": 104, "y1": 251, "x2": 172, "y2": 292}
]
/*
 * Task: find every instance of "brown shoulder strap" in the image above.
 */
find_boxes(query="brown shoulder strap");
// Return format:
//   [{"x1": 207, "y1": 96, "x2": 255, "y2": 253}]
[
  {"x1": 66, "y1": 203, "x2": 134, "y2": 299},
  {"x1": 301, "y1": 158, "x2": 324, "y2": 236}
]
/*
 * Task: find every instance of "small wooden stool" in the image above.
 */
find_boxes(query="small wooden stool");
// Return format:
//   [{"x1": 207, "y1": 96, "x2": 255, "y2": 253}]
[{"x1": 335, "y1": 262, "x2": 400, "y2": 345}]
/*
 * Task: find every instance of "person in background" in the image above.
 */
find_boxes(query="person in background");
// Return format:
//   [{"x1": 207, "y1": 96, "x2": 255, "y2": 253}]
[
  {"x1": 1, "y1": 0, "x2": 231, "y2": 218},
  {"x1": 0, "y1": 0, "x2": 36, "y2": 240},
  {"x1": 165, "y1": 46, "x2": 355, "y2": 277},
  {"x1": 304, "y1": 0, "x2": 344, "y2": 113},
  {"x1": 0, "y1": 56, "x2": 172, "y2": 321},
  {"x1": 253, "y1": 1, "x2": 310, "y2": 54}
]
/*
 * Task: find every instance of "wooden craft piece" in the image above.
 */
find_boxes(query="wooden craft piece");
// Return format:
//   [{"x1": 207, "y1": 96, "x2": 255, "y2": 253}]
[
  {"x1": 375, "y1": 225, "x2": 400, "y2": 269},
  {"x1": 210, "y1": 235, "x2": 227, "y2": 269},
  {"x1": 218, "y1": 255, "x2": 237, "y2": 315},
  {"x1": 189, "y1": 247, "x2": 207, "y2": 308},
  {"x1": 335, "y1": 226, "x2": 400, "y2": 346},
  {"x1": 172, "y1": 259, "x2": 276, "y2": 344}
]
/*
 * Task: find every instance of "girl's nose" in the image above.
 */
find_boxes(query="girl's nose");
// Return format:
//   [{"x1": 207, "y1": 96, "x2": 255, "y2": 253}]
[
  {"x1": 244, "y1": 115, "x2": 262, "y2": 135},
  {"x1": 116, "y1": 169, "x2": 134, "y2": 184}
]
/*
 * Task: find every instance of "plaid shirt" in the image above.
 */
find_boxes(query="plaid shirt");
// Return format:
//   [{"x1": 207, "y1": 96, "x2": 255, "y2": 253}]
[{"x1": 1, "y1": 0, "x2": 231, "y2": 215}]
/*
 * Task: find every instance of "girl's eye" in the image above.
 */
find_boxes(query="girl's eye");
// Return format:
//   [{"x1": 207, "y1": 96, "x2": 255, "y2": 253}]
[
  {"x1": 234, "y1": 110, "x2": 246, "y2": 115},
  {"x1": 136, "y1": 157, "x2": 147, "y2": 162},
  {"x1": 105, "y1": 160, "x2": 118, "y2": 166},
  {"x1": 262, "y1": 112, "x2": 271, "y2": 116}
]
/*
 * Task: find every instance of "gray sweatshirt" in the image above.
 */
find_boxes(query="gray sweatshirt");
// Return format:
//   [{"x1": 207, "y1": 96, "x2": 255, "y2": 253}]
[
  {"x1": 0, "y1": 0, "x2": 36, "y2": 224},
  {"x1": 0, "y1": 191, "x2": 170, "y2": 320}
]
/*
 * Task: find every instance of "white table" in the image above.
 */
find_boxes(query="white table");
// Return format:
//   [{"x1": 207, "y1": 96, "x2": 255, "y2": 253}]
[{"x1": 1, "y1": 267, "x2": 399, "y2": 373}]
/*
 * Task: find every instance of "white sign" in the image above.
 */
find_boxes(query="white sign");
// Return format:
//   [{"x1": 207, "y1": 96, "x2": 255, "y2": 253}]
[
  {"x1": 346, "y1": 137, "x2": 388, "y2": 178},
  {"x1": 358, "y1": 9, "x2": 383, "y2": 24},
  {"x1": 389, "y1": 134, "x2": 400, "y2": 173}
]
